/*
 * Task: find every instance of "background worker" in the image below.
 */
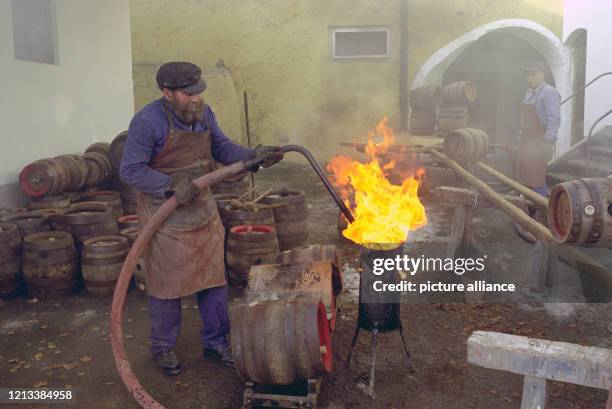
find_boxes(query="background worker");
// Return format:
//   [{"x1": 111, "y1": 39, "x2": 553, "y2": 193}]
[{"x1": 515, "y1": 61, "x2": 561, "y2": 197}]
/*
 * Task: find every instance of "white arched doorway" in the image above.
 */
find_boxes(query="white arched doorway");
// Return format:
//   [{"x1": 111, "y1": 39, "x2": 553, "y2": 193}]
[{"x1": 411, "y1": 19, "x2": 572, "y2": 154}]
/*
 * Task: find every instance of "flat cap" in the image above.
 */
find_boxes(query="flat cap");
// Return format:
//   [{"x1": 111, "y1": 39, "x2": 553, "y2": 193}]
[
  {"x1": 524, "y1": 61, "x2": 546, "y2": 72},
  {"x1": 156, "y1": 61, "x2": 207, "y2": 94}
]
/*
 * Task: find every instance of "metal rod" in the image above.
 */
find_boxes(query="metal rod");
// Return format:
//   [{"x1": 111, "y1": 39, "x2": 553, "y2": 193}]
[
  {"x1": 244, "y1": 91, "x2": 256, "y2": 200},
  {"x1": 585, "y1": 108, "x2": 612, "y2": 176},
  {"x1": 281, "y1": 144, "x2": 355, "y2": 222},
  {"x1": 560, "y1": 72, "x2": 612, "y2": 105}
]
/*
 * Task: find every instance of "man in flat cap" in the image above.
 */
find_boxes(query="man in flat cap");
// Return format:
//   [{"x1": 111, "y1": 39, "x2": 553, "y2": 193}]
[
  {"x1": 120, "y1": 61, "x2": 283, "y2": 376},
  {"x1": 516, "y1": 61, "x2": 561, "y2": 197}
]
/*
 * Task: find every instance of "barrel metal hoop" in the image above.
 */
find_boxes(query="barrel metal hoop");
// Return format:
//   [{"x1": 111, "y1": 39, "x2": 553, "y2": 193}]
[
  {"x1": 583, "y1": 178, "x2": 603, "y2": 243},
  {"x1": 567, "y1": 181, "x2": 584, "y2": 242}
]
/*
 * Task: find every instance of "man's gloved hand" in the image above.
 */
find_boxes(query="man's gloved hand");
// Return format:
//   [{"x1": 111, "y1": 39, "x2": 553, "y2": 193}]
[
  {"x1": 247, "y1": 145, "x2": 284, "y2": 171},
  {"x1": 165, "y1": 173, "x2": 199, "y2": 205}
]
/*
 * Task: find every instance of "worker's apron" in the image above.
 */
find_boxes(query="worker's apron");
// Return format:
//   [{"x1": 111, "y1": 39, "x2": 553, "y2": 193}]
[
  {"x1": 137, "y1": 104, "x2": 226, "y2": 299},
  {"x1": 516, "y1": 103, "x2": 552, "y2": 188}
]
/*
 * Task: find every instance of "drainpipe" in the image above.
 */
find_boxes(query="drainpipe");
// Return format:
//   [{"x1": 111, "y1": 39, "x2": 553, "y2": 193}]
[{"x1": 399, "y1": 0, "x2": 409, "y2": 131}]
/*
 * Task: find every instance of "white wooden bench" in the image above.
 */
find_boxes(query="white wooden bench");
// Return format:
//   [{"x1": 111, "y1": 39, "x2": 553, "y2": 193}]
[{"x1": 467, "y1": 331, "x2": 612, "y2": 409}]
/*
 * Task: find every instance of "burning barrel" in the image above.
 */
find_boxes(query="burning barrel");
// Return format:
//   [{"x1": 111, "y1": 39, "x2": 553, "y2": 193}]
[
  {"x1": 548, "y1": 178, "x2": 612, "y2": 247},
  {"x1": 357, "y1": 244, "x2": 403, "y2": 332},
  {"x1": 230, "y1": 297, "x2": 332, "y2": 385}
]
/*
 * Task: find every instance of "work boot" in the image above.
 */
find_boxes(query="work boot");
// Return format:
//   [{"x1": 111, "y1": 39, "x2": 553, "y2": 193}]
[
  {"x1": 153, "y1": 350, "x2": 181, "y2": 376},
  {"x1": 203, "y1": 346, "x2": 234, "y2": 369}
]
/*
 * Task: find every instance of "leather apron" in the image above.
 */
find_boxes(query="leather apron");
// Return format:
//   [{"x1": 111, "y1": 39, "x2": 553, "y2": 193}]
[
  {"x1": 137, "y1": 103, "x2": 226, "y2": 299},
  {"x1": 516, "y1": 103, "x2": 551, "y2": 187}
]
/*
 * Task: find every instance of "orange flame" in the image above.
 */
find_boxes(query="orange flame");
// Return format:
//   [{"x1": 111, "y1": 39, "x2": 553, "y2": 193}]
[{"x1": 328, "y1": 117, "x2": 427, "y2": 245}]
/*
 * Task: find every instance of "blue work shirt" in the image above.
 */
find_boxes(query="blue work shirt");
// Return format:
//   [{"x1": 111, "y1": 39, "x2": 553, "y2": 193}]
[
  {"x1": 120, "y1": 98, "x2": 253, "y2": 196},
  {"x1": 523, "y1": 82, "x2": 561, "y2": 141}
]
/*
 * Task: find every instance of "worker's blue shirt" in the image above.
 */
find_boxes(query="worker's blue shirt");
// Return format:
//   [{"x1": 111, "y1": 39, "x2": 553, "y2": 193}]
[
  {"x1": 120, "y1": 98, "x2": 252, "y2": 196},
  {"x1": 523, "y1": 82, "x2": 561, "y2": 141}
]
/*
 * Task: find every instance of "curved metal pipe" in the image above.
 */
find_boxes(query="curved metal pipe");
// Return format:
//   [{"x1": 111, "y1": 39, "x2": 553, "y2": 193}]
[
  {"x1": 585, "y1": 108, "x2": 612, "y2": 176},
  {"x1": 561, "y1": 72, "x2": 612, "y2": 105},
  {"x1": 281, "y1": 144, "x2": 355, "y2": 222}
]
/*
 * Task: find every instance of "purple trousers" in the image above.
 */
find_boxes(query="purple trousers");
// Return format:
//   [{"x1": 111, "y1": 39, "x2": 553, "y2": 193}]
[{"x1": 148, "y1": 285, "x2": 230, "y2": 355}]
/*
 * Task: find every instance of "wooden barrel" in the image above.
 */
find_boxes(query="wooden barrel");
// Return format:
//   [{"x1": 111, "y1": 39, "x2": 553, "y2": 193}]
[
  {"x1": 117, "y1": 214, "x2": 138, "y2": 230},
  {"x1": 409, "y1": 86, "x2": 440, "y2": 109},
  {"x1": 108, "y1": 131, "x2": 128, "y2": 170},
  {"x1": 262, "y1": 189, "x2": 308, "y2": 250},
  {"x1": 443, "y1": 128, "x2": 489, "y2": 163},
  {"x1": 0, "y1": 223, "x2": 24, "y2": 298},
  {"x1": 223, "y1": 206, "x2": 275, "y2": 232},
  {"x1": 84, "y1": 142, "x2": 111, "y2": 157},
  {"x1": 231, "y1": 297, "x2": 332, "y2": 384},
  {"x1": 79, "y1": 191, "x2": 123, "y2": 218},
  {"x1": 19, "y1": 158, "x2": 70, "y2": 197},
  {"x1": 120, "y1": 227, "x2": 146, "y2": 291},
  {"x1": 441, "y1": 81, "x2": 476, "y2": 105},
  {"x1": 226, "y1": 225, "x2": 279, "y2": 283},
  {"x1": 409, "y1": 109, "x2": 436, "y2": 136},
  {"x1": 118, "y1": 179, "x2": 138, "y2": 215},
  {"x1": 54, "y1": 154, "x2": 88, "y2": 192},
  {"x1": 437, "y1": 105, "x2": 469, "y2": 132},
  {"x1": 22, "y1": 231, "x2": 78, "y2": 299},
  {"x1": 211, "y1": 178, "x2": 250, "y2": 195},
  {"x1": 81, "y1": 235, "x2": 129, "y2": 296},
  {"x1": 214, "y1": 194, "x2": 240, "y2": 227},
  {"x1": 0, "y1": 207, "x2": 27, "y2": 218},
  {"x1": 82, "y1": 152, "x2": 112, "y2": 188},
  {"x1": 51, "y1": 202, "x2": 119, "y2": 252},
  {"x1": 548, "y1": 178, "x2": 612, "y2": 247},
  {"x1": 0, "y1": 212, "x2": 51, "y2": 238},
  {"x1": 28, "y1": 194, "x2": 71, "y2": 211}
]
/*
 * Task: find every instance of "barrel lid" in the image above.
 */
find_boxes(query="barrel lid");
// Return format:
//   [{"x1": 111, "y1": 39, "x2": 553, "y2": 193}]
[
  {"x1": 23, "y1": 231, "x2": 74, "y2": 251},
  {"x1": 83, "y1": 235, "x2": 128, "y2": 253}
]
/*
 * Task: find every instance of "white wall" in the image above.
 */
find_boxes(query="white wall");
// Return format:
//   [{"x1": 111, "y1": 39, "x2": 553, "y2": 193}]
[
  {"x1": 564, "y1": 0, "x2": 612, "y2": 136},
  {"x1": 0, "y1": 0, "x2": 134, "y2": 197}
]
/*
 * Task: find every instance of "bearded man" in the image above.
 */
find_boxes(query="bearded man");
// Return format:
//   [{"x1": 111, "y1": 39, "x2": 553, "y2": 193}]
[{"x1": 120, "y1": 61, "x2": 283, "y2": 376}]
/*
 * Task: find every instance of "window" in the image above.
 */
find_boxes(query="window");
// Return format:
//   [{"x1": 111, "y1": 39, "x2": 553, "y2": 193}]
[
  {"x1": 332, "y1": 27, "x2": 390, "y2": 59},
  {"x1": 11, "y1": 0, "x2": 59, "y2": 65}
]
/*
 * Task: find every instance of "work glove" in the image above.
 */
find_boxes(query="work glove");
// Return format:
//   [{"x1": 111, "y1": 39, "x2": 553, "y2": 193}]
[
  {"x1": 165, "y1": 173, "x2": 199, "y2": 205},
  {"x1": 247, "y1": 145, "x2": 284, "y2": 172}
]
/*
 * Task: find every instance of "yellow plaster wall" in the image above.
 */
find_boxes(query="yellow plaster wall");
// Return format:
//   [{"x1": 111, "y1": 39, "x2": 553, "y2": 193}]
[{"x1": 129, "y1": 0, "x2": 562, "y2": 161}]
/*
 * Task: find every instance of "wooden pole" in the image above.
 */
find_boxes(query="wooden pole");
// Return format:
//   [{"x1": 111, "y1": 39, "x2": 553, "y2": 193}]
[
  {"x1": 428, "y1": 149, "x2": 554, "y2": 243},
  {"x1": 244, "y1": 91, "x2": 255, "y2": 200},
  {"x1": 474, "y1": 161, "x2": 548, "y2": 209}
]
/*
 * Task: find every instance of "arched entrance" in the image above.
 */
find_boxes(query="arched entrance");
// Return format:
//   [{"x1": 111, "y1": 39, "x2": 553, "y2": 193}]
[{"x1": 411, "y1": 19, "x2": 571, "y2": 154}]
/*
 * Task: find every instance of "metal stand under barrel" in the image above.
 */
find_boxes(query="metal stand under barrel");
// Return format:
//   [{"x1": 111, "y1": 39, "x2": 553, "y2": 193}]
[
  {"x1": 242, "y1": 378, "x2": 321, "y2": 409},
  {"x1": 346, "y1": 245, "x2": 414, "y2": 397}
]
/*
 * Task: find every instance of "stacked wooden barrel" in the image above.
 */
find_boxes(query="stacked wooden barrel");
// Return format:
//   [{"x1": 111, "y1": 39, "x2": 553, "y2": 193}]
[
  {"x1": 226, "y1": 225, "x2": 279, "y2": 283},
  {"x1": 51, "y1": 202, "x2": 119, "y2": 253},
  {"x1": 0, "y1": 211, "x2": 51, "y2": 238},
  {"x1": 82, "y1": 152, "x2": 112, "y2": 189},
  {"x1": 548, "y1": 178, "x2": 612, "y2": 247},
  {"x1": 438, "y1": 81, "x2": 475, "y2": 132},
  {"x1": 79, "y1": 191, "x2": 123, "y2": 219},
  {"x1": 222, "y1": 207, "x2": 275, "y2": 232},
  {"x1": 117, "y1": 214, "x2": 138, "y2": 230},
  {"x1": 0, "y1": 223, "x2": 24, "y2": 298},
  {"x1": 81, "y1": 235, "x2": 129, "y2": 296},
  {"x1": 22, "y1": 231, "x2": 78, "y2": 299},
  {"x1": 409, "y1": 86, "x2": 439, "y2": 135},
  {"x1": 231, "y1": 297, "x2": 332, "y2": 384},
  {"x1": 262, "y1": 189, "x2": 308, "y2": 250},
  {"x1": 443, "y1": 128, "x2": 489, "y2": 163},
  {"x1": 28, "y1": 194, "x2": 71, "y2": 212}
]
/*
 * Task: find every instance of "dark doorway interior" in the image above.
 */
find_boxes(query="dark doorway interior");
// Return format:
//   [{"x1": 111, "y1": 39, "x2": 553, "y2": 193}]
[{"x1": 442, "y1": 32, "x2": 553, "y2": 146}]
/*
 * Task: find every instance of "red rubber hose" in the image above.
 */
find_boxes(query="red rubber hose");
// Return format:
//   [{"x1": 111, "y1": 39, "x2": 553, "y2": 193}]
[{"x1": 110, "y1": 162, "x2": 248, "y2": 409}]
